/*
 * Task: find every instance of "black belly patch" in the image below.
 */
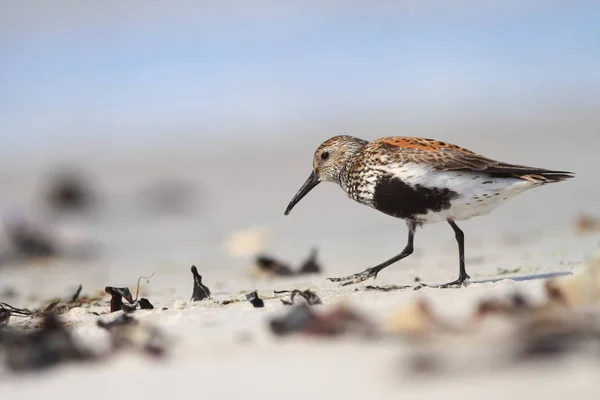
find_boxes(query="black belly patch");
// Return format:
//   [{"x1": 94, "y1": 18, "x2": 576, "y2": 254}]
[{"x1": 373, "y1": 174, "x2": 458, "y2": 220}]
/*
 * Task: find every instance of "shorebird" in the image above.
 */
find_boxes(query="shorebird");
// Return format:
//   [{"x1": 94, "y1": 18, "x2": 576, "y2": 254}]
[{"x1": 283, "y1": 135, "x2": 574, "y2": 287}]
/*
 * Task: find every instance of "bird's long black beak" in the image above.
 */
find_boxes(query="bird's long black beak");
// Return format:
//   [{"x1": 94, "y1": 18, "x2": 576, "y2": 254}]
[{"x1": 284, "y1": 171, "x2": 320, "y2": 215}]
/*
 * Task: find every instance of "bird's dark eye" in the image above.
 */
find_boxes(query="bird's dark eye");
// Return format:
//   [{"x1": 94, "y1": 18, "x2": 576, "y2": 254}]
[{"x1": 321, "y1": 151, "x2": 329, "y2": 160}]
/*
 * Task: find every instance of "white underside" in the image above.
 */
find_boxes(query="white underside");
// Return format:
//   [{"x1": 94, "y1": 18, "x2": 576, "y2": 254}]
[{"x1": 373, "y1": 163, "x2": 541, "y2": 224}]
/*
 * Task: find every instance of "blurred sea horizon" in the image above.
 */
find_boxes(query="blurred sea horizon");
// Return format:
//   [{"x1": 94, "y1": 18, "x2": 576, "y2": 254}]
[{"x1": 2, "y1": 1, "x2": 600, "y2": 164}]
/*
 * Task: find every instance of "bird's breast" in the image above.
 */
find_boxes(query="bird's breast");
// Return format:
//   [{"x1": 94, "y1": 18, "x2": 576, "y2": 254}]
[{"x1": 372, "y1": 173, "x2": 458, "y2": 220}]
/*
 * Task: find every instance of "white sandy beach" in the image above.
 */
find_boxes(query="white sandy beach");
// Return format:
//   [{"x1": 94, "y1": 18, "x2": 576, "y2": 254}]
[{"x1": 1, "y1": 119, "x2": 600, "y2": 400}]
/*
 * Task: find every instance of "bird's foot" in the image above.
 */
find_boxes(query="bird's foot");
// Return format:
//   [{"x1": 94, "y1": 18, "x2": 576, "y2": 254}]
[
  {"x1": 418, "y1": 273, "x2": 470, "y2": 289},
  {"x1": 327, "y1": 267, "x2": 381, "y2": 286}
]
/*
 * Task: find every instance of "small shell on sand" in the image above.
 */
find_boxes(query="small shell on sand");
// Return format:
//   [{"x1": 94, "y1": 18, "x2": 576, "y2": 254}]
[{"x1": 173, "y1": 300, "x2": 187, "y2": 310}]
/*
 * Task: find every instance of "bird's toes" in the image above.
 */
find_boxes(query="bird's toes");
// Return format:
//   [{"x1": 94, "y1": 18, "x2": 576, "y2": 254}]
[{"x1": 327, "y1": 269, "x2": 376, "y2": 286}]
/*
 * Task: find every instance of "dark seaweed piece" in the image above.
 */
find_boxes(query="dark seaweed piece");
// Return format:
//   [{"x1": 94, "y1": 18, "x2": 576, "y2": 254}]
[
  {"x1": 44, "y1": 301, "x2": 60, "y2": 312},
  {"x1": 97, "y1": 313, "x2": 139, "y2": 331},
  {"x1": 69, "y1": 284, "x2": 83, "y2": 303},
  {"x1": 245, "y1": 291, "x2": 265, "y2": 308},
  {"x1": 1, "y1": 302, "x2": 32, "y2": 325},
  {"x1": 0, "y1": 302, "x2": 32, "y2": 317},
  {"x1": 275, "y1": 289, "x2": 322, "y2": 306},
  {"x1": 254, "y1": 255, "x2": 294, "y2": 276},
  {"x1": 362, "y1": 285, "x2": 411, "y2": 292},
  {"x1": 190, "y1": 265, "x2": 211, "y2": 301},
  {"x1": 3, "y1": 313, "x2": 95, "y2": 371},
  {"x1": 297, "y1": 247, "x2": 322, "y2": 275},
  {"x1": 138, "y1": 298, "x2": 154, "y2": 309},
  {"x1": 105, "y1": 287, "x2": 135, "y2": 313}
]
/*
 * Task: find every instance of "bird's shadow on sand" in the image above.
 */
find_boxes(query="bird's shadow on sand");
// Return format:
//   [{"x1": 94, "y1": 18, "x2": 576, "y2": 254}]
[
  {"x1": 471, "y1": 271, "x2": 572, "y2": 285},
  {"x1": 355, "y1": 271, "x2": 573, "y2": 293}
]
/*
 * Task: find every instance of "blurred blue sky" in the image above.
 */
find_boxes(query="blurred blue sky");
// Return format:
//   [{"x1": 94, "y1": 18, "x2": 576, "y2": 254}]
[{"x1": 1, "y1": 2, "x2": 599, "y2": 160}]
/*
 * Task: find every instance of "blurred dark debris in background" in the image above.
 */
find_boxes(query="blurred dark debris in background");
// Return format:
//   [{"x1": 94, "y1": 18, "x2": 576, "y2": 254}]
[
  {"x1": 138, "y1": 179, "x2": 203, "y2": 217},
  {"x1": 0, "y1": 313, "x2": 97, "y2": 372},
  {"x1": 252, "y1": 247, "x2": 323, "y2": 278},
  {"x1": 42, "y1": 167, "x2": 97, "y2": 216},
  {"x1": 97, "y1": 313, "x2": 168, "y2": 358},
  {"x1": 0, "y1": 311, "x2": 169, "y2": 373},
  {"x1": 0, "y1": 166, "x2": 207, "y2": 270},
  {"x1": 0, "y1": 167, "x2": 103, "y2": 268},
  {"x1": 253, "y1": 254, "x2": 295, "y2": 277},
  {"x1": 2, "y1": 213, "x2": 58, "y2": 263},
  {"x1": 269, "y1": 303, "x2": 376, "y2": 338},
  {"x1": 297, "y1": 247, "x2": 322, "y2": 275},
  {"x1": 575, "y1": 214, "x2": 600, "y2": 235}
]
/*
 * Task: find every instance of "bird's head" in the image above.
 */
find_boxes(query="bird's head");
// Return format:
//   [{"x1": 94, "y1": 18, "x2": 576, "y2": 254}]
[{"x1": 284, "y1": 135, "x2": 367, "y2": 215}]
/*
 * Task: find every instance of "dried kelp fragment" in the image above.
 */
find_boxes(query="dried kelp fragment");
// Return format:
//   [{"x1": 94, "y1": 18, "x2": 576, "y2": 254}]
[
  {"x1": 0, "y1": 302, "x2": 32, "y2": 317},
  {"x1": 114, "y1": 272, "x2": 157, "y2": 312},
  {"x1": 134, "y1": 272, "x2": 155, "y2": 301},
  {"x1": 190, "y1": 265, "x2": 211, "y2": 301},
  {"x1": 297, "y1": 247, "x2": 322, "y2": 275},
  {"x1": 33, "y1": 286, "x2": 105, "y2": 317},
  {"x1": 138, "y1": 298, "x2": 154, "y2": 310},
  {"x1": 246, "y1": 291, "x2": 265, "y2": 308},
  {"x1": 275, "y1": 289, "x2": 322, "y2": 306},
  {"x1": 69, "y1": 284, "x2": 83, "y2": 303},
  {"x1": 362, "y1": 285, "x2": 411, "y2": 292},
  {"x1": 105, "y1": 287, "x2": 135, "y2": 313},
  {"x1": 0, "y1": 302, "x2": 32, "y2": 325}
]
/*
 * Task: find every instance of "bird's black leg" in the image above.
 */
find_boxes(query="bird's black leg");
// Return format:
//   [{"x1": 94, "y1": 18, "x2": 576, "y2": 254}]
[
  {"x1": 327, "y1": 222, "x2": 417, "y2": 286},
  {"x1": 435, "y1": 219, "x2": 470, "y2": 288}
]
